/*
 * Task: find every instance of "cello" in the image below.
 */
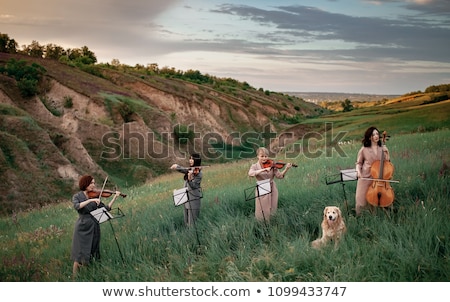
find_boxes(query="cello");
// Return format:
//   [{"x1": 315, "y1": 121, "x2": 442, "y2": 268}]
[{"x1": 365, "y1": 131, "x2": 395, "y2": 207}]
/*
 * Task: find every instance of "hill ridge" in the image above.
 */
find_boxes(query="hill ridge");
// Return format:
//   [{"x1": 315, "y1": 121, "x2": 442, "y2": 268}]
[{"x1": 0, "y1": 52, "x2": 322, "y2": 215}]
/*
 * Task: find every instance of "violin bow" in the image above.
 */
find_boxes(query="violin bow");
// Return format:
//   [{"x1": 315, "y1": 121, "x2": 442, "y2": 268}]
[
  {"x1": 189, "y1": 165, "x2": 210, "y2": 169},
  {"x1": 360, "y1": 177, "x2": 399, "y2": 183},
  {"x1": 179, "y1": 165, "x2": 210, "y2": 171},
  {"x1": 98, "y1": 176, "x2": 108, "y2": 204}
]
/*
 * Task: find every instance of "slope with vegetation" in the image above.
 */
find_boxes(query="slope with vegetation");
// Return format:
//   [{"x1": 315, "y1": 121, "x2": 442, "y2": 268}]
[{"x1": 0, "y1": 34, "x2": 325, "y2": 215}]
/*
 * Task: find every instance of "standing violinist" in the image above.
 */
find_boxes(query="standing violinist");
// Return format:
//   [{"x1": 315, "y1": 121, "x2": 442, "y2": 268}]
[
  {"x1": 355, "y1": 127, "x2": 391, "y2": 216},
  {"x1": 170, "y1": 153, "x2": 203, "y2": 227},
  {"x1": 248, "y1": 147, "x2": 292, "y2": 222},
  {"x1": 70, "y1": 175, "x2": 121, "y2": 278}
]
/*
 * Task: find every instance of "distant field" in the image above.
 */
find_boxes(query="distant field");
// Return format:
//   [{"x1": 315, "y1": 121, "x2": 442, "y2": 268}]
[{"x1": 285, "y1": 92, "x2": 400, "y2": 103}]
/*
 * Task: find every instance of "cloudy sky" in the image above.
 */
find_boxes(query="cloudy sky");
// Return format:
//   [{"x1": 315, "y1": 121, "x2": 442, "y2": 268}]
[{"x1": 1, "y1": 0, "x2": 449, "y2": 94}]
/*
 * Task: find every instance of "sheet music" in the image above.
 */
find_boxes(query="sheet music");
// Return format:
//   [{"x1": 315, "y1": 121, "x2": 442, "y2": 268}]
[
  {"x1": 256, "y1": 179, "x2": 271, "y2": 196},
  {"x1": 90, "y1": 207, "x2": 113, "y2": 223},
  {"x1": 173, "y1": 187, "x2": 188, "y2": 206},
  {"x1": 340, "y1": 168, "x2": 357, "y2": 181}
]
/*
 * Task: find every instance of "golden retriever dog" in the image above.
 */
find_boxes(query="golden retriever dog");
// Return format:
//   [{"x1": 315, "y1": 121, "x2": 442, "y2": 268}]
[{"x1": 311, "y1": 206, "x2": 346, "y2": 249}]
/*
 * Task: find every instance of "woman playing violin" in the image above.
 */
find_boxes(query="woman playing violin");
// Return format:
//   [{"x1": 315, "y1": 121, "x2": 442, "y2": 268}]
[
  {"x1": 170, "y1": 153, "x2": 203, "y2": 227},
  {"x1": 70, "y1": 175, "x2": 121, "y2": 278},
  {"x1": 355, "y1": 127, "x2": 391, "y2": 216},
  {"x1": 248, "y1": 147, "x2": 292, "y2": 222}
]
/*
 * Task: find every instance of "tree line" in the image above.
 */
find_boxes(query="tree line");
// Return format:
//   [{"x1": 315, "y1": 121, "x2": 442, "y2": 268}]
[
  {"x1": 0, "y1": 32, "x2": 258, "y2": 91},
  {"x1": 0, "y1": 32, "x2": 97, "y2": 65}
]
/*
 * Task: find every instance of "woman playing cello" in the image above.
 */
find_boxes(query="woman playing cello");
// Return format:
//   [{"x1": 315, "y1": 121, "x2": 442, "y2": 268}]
[{"x1": 355, "y1": 127, "x2": 391, "y2": 216}]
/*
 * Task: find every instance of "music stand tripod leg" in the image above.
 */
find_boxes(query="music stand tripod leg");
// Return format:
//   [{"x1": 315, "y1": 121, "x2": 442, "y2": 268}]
[
  {"x1": 341, "y1": 183, "x2": 349, "y2": 215},
  {"x1": 108, "y1": 218, "x2": 124, "y2": 263}
]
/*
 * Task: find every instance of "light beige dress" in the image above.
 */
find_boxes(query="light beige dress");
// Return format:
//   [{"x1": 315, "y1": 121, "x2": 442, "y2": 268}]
[
  {"x1": 355, "y1": 145, "x2": 390, "y2": 214},
  {"x1": 248, "y1": 162, "x2": 285, "y2": 221}
]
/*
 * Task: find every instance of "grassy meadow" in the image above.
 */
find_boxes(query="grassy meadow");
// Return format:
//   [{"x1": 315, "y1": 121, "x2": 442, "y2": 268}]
[{"x1": 0, "y1": 127, "x2": 448, "y2": 282}]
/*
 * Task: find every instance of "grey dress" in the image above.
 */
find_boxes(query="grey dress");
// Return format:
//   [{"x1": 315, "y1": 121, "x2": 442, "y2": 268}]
[
  {"x1": 174, "y1": 165, "x2": 203, "y2": 226},
  {"x1": 71, "y1": 191, "x2": 110, "y2": 264}
]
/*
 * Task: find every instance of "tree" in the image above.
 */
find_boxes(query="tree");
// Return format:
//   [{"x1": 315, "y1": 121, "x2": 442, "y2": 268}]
[
  {"x1": 6, "y1": 38, "x2": 18, "y2": 53},
  {"x1": 81, "y1": 46, "x2": 97, "y2": 64},
  {"x1": 64, "y1": 46, "x2": 97, "y2": 65},
  {"x1": 146, "y1": 63, "x2": 159, "y2": 74},
  {"x1": 44, "y1": 43, "x2": 66, "y2": 60},
  {"x1": 0, "y1": 33, "x2": 18, "y2": 53},
  {"x1": 111, "y1": 59, "x2": 121, "y2": 67},
  {"x1": 24, "y1": 40, "x2": 44, "y2": 58},
  {"x1": 67, "y1": 48, "x2": 81, "y2": 60},
  {"x1": 0, "y1": 33, "x2": 8, "y2": 52},
  {"x1": 341, "y1": 99, "x2": 354, "y2": 112}
]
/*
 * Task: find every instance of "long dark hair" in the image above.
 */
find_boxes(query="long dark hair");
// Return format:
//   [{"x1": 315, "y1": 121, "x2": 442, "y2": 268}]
[
  {"x1": 184, "y1": 154, "x2": 202, "y2": 180},
  {"x1": 362, "y1": 126, "x2": 382, "y2": 147},
  {"x1": 190, "y1": 153, "x2": 201, "y2": 167}
]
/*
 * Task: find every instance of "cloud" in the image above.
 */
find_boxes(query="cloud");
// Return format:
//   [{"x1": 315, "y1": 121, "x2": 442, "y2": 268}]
[
  {"x1": 1, "y1": 0, "x2": 448, "y2": 93},
  {"x1": 208, "y1": 4, "x2": 450, "y2": 62},
  {"x1": 366, "y1": 0, "x2": 450, "y2": 14},
  {"x1": 1, "y1": 0, "x2": 181, "y2": 59}
]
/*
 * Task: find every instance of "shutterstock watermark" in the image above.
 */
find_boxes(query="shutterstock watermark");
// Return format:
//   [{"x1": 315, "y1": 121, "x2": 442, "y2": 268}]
[{"x1": 100, "y1": 122, "x2": 350, "y2": 160}]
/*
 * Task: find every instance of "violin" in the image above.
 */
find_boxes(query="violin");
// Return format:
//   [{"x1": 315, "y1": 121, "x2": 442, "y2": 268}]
[
  {"x1": 182, "y1": 165, "x2": 209, "y2": 180},
  {"x1": 262, "y1": 159, "x2": 298, "y2": 169},
  {"x1": 88, "y1": 189, "x2": 127, "y2": 199},
  {"x1": 191, "y1": 167, "x2": 201, "y2": 176},
  {"x1": 365, "y1": 131, "x2": 395, "y2": 207}
]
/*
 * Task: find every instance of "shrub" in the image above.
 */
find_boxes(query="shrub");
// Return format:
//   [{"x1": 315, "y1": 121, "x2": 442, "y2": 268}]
[
  {"x1": 17, "y1": 78, "x2": 38, "y2": 97},
  {"x1": 173, "y1": 124, "x2": 194, "y2": 144},
  {"x1": 63, "y1": 96, "x2": 73, "y2": 108}
]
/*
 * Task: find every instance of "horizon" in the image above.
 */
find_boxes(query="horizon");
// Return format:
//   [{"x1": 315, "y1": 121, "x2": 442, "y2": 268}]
[{"x1": 282, "y1": 91, "x2": 401, "y2": 96}]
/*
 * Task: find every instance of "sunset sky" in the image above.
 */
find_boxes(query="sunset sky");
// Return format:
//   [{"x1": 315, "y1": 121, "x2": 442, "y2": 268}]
[{"x1": 1, "y1": 0, "x2": 449, "y2": 94}]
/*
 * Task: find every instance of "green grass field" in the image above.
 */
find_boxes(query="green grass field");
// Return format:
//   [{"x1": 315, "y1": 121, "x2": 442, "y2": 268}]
[{"x1": 1, "y1": 128, "x2": 448, "y2": 282}]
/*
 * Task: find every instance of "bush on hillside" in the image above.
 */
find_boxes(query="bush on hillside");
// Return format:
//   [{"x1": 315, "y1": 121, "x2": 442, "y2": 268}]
[{"x1": 0, "y1": 58, "x2": 46, "y2": 97}]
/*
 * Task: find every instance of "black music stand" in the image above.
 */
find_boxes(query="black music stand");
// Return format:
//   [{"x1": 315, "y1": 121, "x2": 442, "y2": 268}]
[
  {"x1": 325, "y1": 169, "x2": 357, "y2": 214},
  {"x1": 172, "y1": 187, "x2": 204, "y2": 207},
  {"x1": 244, "y1": 179, "x2": 271, "y2": 201},
  {"x1": 244, "y1": 179, "x2": 273, "y2": 225},
  {"x1": 172, "y1": 187, "x2": 203, "y2": 247},
  {"x1": 90, "y1": 207, "x2": 125, "y2": 263}
]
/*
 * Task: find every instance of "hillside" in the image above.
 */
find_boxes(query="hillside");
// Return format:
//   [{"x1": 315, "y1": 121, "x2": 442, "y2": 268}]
[{"x1": 0, "y1": 53, "x2": 325, "y2": 215}]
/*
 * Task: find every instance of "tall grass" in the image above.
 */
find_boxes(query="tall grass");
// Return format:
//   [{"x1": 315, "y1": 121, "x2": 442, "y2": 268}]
[{"x1": 0, "y1": 129, "x2": 448, "y2": 281}]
